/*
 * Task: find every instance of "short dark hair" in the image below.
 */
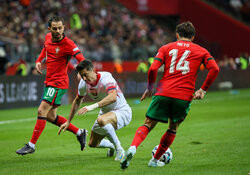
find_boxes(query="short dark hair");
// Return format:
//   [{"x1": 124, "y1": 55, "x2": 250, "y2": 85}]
[
  {"x1": 76, "y1": 60, "x2": 94, "y2": 72},
  {"x1": 176, "y1": 21, "x2": 196, "y2": 39},
  {"x1": 48, "y1": 16, "x2": 64, "y2": 27}
]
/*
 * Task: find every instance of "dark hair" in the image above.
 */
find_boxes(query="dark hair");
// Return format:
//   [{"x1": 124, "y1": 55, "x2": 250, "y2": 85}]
[
  {"x1": 48, "y1": 16, "x2": 64, "y2": 27},
  {"x1": 76, "y1": 60, "x2": 94, "y2": 72},
  {"x1": 176, "y1": 21, "x2": 196, "y2": 39}
]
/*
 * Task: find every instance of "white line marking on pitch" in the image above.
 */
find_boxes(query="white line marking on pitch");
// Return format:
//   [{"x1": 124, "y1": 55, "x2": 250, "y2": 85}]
[{"x1": 0, "y1": 118, "x2": 35, "y2": 125}]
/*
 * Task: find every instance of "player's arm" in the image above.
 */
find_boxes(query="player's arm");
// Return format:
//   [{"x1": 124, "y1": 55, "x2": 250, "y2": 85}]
[
  {"x1": 77, "y1": 89, "x2": 117, "y2": 115},
  {"x1": 193, "y1": 59, "x2": 219, "y2": 100},
  {"x1": 74, "y1": 52, "x2": 85, "y2": 62},
  {"x1": 58, "y1": 95, "x2": 84, "y2": 135},
  {"x1": 141, "y1": 59, "x2": 163, "y2": 101},
  {"x1": 35, "y1": 47, "x2": 46, "y2": 74}
]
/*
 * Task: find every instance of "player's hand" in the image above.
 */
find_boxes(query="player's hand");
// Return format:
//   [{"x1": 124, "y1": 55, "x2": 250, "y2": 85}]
[
  {"x1": 35, "y1": 62, "x2": 43, "y2": 74},
  {"x1": 77, "y1": 107, "x2": 88, "y2": 115},
  {"x1": 140, "y1": 89, "x2": 153, "y2": 101},
  {"x1": 193, "y1": 89, "x2": 206, "y2": 100},
  {"x1": 58, "y1": 121, "x2": 70, "y2": 135}
]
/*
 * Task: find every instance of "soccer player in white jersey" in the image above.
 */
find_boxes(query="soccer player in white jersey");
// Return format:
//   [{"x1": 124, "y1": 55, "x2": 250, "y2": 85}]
[{"x1": 58, "y1": 60, "x2": 132, "y2": 161}]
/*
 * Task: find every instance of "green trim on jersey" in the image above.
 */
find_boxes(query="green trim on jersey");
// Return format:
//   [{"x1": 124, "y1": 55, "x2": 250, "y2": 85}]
[
  {"x1": 43, "y1": 86, "x2": 67, "y2": 106},
  {"x1": 154, "y1": 57, "x2": 163, "y2": 63},
  {"x1": 146, "y1": 95, "x2": 191, "y2": 123},
  {"x1": 66, "y1": 55, "x2": 71, "y2": 64},
  {"x1": 74, "y1": 52, "x2": 81, "y2": 57},
  {"x1": 207, "y1": 57, "x2": 215, "y2": 61}
]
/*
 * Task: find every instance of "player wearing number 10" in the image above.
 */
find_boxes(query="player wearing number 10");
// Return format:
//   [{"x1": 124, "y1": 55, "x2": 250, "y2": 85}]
[
  {"x1": 16, "y1": 16, "x2": 87, "y2": 155},
  {"x1": 121, "y1": 21, "x2": 219, "y2": 169}
]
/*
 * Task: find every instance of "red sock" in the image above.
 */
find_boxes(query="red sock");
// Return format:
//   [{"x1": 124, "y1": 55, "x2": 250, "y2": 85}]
[
  {"x1": 131, "y1": 125, "x2": 149, "y2": 148},
  {"x1": 30, "y1": 116, "x2": 47, "y2": 144},
  {"x1": 154, "y1": 129, "x2": 176, "y2": 160},
  {"x1": 53, "y1": 115, "x2": 79, "y2": 134}
]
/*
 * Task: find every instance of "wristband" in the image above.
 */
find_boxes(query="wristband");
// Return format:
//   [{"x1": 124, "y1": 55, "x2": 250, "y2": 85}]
[
  {"x1": 199, "y1": 88, "x2": 206, "y2": 94},
  {"x1": 85, "y1": 103, "x2": 99, "y2": 111}
]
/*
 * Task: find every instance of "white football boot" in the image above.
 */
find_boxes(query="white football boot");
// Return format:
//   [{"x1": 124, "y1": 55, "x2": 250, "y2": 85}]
[
  {"x1": 115, "y1": 148, "x2": 125, "y2": 161},
  {"x1": 120, "y1": 146, "x2": 136, "y2": 169},
  {"x1": 148, "y1": 158, "x2": 165, "y2": 167}
]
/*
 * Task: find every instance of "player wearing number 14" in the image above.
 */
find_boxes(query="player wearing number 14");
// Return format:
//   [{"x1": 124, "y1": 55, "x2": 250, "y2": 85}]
[{"x1": 121, "y1": 21, "x2": 219, "y2": 169}]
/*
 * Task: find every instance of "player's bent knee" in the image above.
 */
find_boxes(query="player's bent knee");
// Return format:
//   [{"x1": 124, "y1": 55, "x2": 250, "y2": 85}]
[
  {"x1": 37, "y1": 108, "x2": 45, "y2": 117},
  {"x1": 96, "y1": 117, "x2": 106, "y2": 127}
]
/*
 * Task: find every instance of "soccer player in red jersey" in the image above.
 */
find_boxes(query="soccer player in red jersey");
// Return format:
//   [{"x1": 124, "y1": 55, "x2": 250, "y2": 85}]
[
  {"x1": 121, "y1": 21, "x2": 219, "y2": 168},
  {"x1": 16, "y1": 16, "x2": 87, "y2": 155}
]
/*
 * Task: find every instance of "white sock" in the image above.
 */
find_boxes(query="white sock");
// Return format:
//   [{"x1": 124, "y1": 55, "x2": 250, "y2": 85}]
[
  {"x1": 76, "y1": 129, "x2": 82, "y2": 136},
  {"x1": 102, "y1": 123, "x2": 122, "y2": 151},
  {"x1": 97, "y1": 139, "x2": 115, "y2": 149},
  {"x1": 28, "y1": 141, "x2": 35, "y2": 149}
]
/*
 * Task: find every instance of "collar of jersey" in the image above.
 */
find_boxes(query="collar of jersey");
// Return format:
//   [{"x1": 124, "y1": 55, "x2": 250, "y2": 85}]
[
  {"x1": 90, "y1": 72, "x2": 101, "y2": 87},
  {"x1": 51, "y1": 34, "x2": 65, "y2": 43}
]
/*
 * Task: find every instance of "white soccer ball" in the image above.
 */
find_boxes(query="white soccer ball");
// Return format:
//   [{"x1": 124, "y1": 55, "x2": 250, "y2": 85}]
[{"x1": 152, "y1": 145, "x2": 173, "y2": 164}]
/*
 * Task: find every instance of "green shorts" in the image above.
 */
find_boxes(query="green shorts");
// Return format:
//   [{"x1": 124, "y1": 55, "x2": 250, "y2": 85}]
[
  {"x1": 42, "y1": 86, "x2": 67, "y2": 106},
  {"x1": 146, "y1": 95, "x2": 191, "y2": 123}
]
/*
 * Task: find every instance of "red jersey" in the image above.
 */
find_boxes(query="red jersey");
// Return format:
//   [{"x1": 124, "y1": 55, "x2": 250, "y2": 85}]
[
  {"x1": 150, "y1": 40, "x2": 219, "y2": 101},
  {"x1": 36, "y1": 33, "x2": 85, "y2": 89}
]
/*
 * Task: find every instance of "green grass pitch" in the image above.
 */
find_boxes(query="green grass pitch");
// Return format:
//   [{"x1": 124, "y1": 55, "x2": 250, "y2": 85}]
[{"x1": 0, "y1": 89, "x2": 249, "y2": 175}]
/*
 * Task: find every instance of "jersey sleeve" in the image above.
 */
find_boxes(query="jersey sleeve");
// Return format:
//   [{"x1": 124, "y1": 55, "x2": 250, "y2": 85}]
[
  {"x1": 36, "y1": 47, "x2": 46, "y2": 63},
  {"x1": 68, "y1": 40, "x2": 81, "y2": 56},
  {"x1": 69, "y1": 41, "x2": 85, "y2": 62},
  {"x1": 101, "y1": 73, "x2": 118, "y2": 92},
  {"x1": 147, "y1": 46, "x2": 165, "y2": 88},
  {"x1": 78, "y1": 79, "x2": 87, "y2": 98},
  {"x1": 202, "y1": 48, "x2": 214, "y2": 67},
  {"x1": 155, "y1": 46, "x2": 165, "y2": 63}
]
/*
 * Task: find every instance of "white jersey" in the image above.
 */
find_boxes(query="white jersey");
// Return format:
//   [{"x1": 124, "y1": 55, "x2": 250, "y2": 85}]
[{"x1": 78, "y1": 72, "x2": 129, "y2": 113}]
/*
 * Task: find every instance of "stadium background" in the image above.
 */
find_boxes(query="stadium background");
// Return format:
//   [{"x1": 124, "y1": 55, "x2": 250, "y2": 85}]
[{"x1": 0, "y1": 0, "x2": 249, "y2": 174}]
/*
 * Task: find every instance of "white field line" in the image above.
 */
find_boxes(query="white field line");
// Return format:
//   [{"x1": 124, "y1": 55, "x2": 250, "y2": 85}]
[
  {"x1": 0, "y1": 93, "x2": 248, "y2": 125},
  {"x1": 0, "y1": 118, "x2": 35, "y2": 125}
]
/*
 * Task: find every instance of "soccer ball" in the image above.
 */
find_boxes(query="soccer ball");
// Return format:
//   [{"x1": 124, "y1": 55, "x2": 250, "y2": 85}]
[{"x1": 152, "y1": 145, "x2": 173, "y2": 164}]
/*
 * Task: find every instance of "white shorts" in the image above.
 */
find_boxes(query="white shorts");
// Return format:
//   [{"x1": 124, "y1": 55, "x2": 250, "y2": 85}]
[{"x1": 92, "y1": 105, "x2": 132, "y2": 135}]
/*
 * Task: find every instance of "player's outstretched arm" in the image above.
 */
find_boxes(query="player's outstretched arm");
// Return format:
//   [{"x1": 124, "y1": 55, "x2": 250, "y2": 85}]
[
  {"x1": 77, "y1": 89, "x2": 117, "y2": 115},
  {"x1": 58, "y1": 95, "x2": 83, "y2": 135}
]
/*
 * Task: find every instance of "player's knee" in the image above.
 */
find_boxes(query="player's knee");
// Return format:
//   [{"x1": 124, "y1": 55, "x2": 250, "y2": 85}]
[
  {"x1": 37, "y1": 108, "x2": 44, "y2": 116},
  {"x1": 97, "y1": 117, "x2": 105, "y2": 127}
]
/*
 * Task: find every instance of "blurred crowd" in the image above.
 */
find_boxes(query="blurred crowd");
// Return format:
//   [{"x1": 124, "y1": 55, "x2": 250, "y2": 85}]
[
  {"x1": 0, "y1": 0, "x2": 173, "y2": 64},
  {"x1": 218, "y1": 53, "x2": 250, "y2": 70},
  {"x1": 0, "y1": 0, "x2": 249, "y2": 76},
  {"x1": 208, "y1": 0, "x2": 250, "y2": 24}
]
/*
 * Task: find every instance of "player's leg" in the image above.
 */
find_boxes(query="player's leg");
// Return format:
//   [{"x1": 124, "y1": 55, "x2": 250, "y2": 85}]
[
  {"x1": 89, "y1": 126, "x2": 116, "y2": 157},
  {"x1": 131, "y1": 117, "x2": 158, "y2": 148},
  {"x1": 148, "y1": 119, "x2": 180, "y2": 167},
  {"x1": 47, "y1": 107, "x2": 87, "y2": 151},
  {"x1": 120, "y1": 117, "x2": 157, "y2": 169},
  {"x1": 88, "y1": 131, "x2": 108, "y2": 147},
  {"x1": 149, "y1": 97, "x2": 191, "y2": 167},
  {"x1": 121, "y1": 96, "x2": 170, "y2": 169},
  {"x1": 16, "y1": 101, "x2": 52, "y2": 155},
  {"x1": 96, "y1": 111, "x2": 125, "y2": 161},
  {"x1": 47, "y1": 107, "x2": 82, "y2": 135}
]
